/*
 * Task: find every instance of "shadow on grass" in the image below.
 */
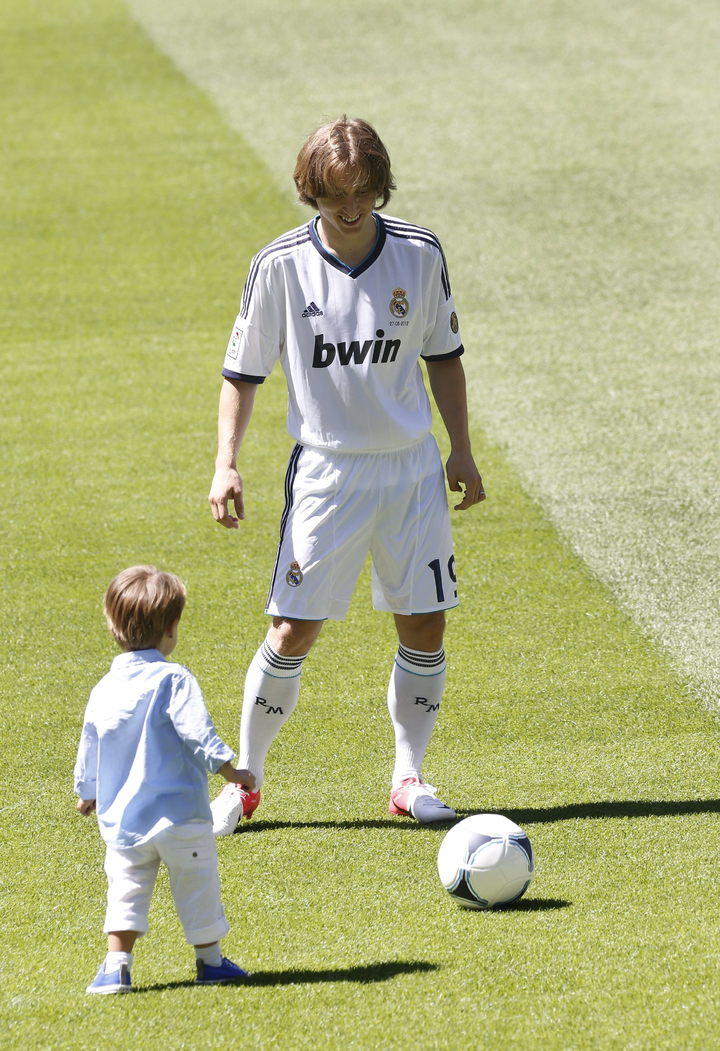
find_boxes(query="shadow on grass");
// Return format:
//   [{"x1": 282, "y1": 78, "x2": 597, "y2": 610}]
[
  {"x1": 233, "y1": 818, "x2": 454, "y2": 834},
  {"x1": 462, "y1": 798, "x2": 720, "y2": 825},
  {"x1": 135, "y1": 960, "x2": 438, "y2": 994},
  {"x1": 500, "y1": 897, "x2": 570, "y2": 912},
  {"x1": 232, "y1": 798, "x2": 720, "y2": 834}
]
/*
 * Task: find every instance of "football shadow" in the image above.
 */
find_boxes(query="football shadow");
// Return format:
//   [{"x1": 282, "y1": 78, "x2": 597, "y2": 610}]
[
  {"x1": 134, "y1": 959, "x2": 438, "y2": 993},
  {"x1": 493, "y1": 896, "x2": 570, "y2": 912}
]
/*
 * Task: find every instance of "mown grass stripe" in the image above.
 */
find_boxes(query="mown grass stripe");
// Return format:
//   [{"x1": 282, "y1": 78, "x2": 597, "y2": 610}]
[{"x1": 125, "y1": 0, "x2": 720, "y2": 709}]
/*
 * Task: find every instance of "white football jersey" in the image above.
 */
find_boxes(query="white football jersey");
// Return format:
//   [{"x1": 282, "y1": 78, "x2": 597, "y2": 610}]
[{"x1": 222, "y1": 213, "x2": 464, "y2": 453}]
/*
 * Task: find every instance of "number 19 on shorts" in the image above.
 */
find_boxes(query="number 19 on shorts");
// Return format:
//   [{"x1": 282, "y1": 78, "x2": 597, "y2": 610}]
[{"x1": 428, "y1": 555, "x2": 457, "y2": 604}]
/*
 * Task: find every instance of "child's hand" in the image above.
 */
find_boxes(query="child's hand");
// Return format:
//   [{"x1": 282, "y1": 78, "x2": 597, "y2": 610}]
[
  {"x1": 218, "y1": 762, "x2": 257, "y2": 791},
  {"x1": 76, "y1": 798, "x2": 96, "y2": 815},
  {"x1": 232, "y1": 768, "x2": 257, "y2": 790}
]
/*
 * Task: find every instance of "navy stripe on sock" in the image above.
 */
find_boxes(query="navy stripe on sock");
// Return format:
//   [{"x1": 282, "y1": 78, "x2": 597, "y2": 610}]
[
  {"x1": 261, "y1": 640, "x2": 306, "y2": 673},
  {"x1": 397, "y1": 645, "x2": 446, "y2": 670}
]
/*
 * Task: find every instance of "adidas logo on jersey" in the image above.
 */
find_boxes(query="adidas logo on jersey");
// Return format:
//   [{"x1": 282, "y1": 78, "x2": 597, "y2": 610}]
[
  {"x1": 312, "y1": 330, "x2": 401, "y2": 368},
  {"x1": 302, "y1": 301, "x2": 324, "y2": 318}
]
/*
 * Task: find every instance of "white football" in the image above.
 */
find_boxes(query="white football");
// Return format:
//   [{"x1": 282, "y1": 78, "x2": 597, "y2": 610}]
[{"x1": 437, "y1": 813, "x2": 535, "y2": 909}]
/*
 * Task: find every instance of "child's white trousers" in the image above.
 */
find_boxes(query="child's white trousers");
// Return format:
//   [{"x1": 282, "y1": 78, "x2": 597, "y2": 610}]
[{"x1": 103, "y1": 821, "x2": 229, "y2": 944}]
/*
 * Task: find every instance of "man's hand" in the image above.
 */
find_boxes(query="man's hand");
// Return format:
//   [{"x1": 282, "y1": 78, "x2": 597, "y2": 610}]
[
  {"x1": 446, "y1": 450, "x2": 486, "y2": 510},
  {"x1": 208, "y1": 467, "x2": 245, "y2": 529},
  {"x1": 76, "y1": 798, "x2": 96, "y2": 815}
]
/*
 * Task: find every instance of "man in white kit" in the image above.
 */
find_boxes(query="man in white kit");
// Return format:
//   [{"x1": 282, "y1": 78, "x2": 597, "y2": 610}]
[{"x1": 209, "y1": 116, "x2": 485, "y2": 834}]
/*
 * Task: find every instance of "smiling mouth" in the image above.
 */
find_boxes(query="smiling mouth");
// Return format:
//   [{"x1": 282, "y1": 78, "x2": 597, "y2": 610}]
[{"x1": 340, "y1": 214, "x2": 361, "y2": 226}]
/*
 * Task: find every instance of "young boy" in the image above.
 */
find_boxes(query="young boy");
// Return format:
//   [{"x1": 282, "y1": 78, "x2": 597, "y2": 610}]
[
  {"x1": 74, "y1": 565, "x2": 256, "y2": 994},
  {"x1": 208, "y1": 116, "x2": 485, "y2": 835}
]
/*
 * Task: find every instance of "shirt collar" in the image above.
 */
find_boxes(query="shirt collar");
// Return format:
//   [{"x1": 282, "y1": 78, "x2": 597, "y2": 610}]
[
  {"x1": 309, "y1": 214, "x2": 385, "y2": 278},
  {"x1": 111, "y1": 648, "x2": 167, "y2": 669}
]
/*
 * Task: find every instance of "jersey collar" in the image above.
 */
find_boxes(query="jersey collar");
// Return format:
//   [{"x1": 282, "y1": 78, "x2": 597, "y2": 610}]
[{"x1": 309, "y1": 214, "x2": 386, "y2": 278}]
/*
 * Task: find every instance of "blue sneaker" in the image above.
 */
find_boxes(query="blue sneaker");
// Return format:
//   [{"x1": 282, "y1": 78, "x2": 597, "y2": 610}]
[
  {"x1": 86, "y1": 962, "x2": 132, "y2": 995},
  {"x1": 195, "y1": 957, "x2": 249, "y2": 984}
]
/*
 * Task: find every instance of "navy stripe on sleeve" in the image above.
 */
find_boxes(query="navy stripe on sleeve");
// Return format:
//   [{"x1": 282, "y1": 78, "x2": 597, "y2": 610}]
[
  {"x1": 421, "y1": 345, "x2": 464, "y2": 362},
  {"x1": 221, "y1": 369, "x2": 266, "y2": 383}
]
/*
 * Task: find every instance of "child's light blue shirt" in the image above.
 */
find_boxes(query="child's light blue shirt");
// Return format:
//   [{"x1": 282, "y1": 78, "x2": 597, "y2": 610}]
[{"x1": 74, "y1": 649, "x2": 234, "y2": 847}]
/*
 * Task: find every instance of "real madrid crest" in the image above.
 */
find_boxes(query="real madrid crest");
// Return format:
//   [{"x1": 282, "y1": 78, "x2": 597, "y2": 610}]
[
  {"x1": 286, "y1": 560, "x2": 304, "y2": 587},
  {"x1": 390, "y1": 287, "x2": 410, "y2": 319}
]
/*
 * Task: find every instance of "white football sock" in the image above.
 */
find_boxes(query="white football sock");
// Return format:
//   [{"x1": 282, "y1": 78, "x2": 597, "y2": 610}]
[
  {"x1": 239, "y1": 636, "x2": 307, "y2": 788},
  {"x1": 105, "y1": 951, "x2": 133, "y2": 970},
  {"x1": 387, "y1": 644, "x2": 447, "y2": 787},
  {"x1": 195, "y1": 943, "x2": 223, "y2": 967}
]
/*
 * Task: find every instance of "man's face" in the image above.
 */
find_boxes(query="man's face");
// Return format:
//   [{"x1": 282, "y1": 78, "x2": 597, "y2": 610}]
[{"x1": 315, "y1": 184, "x2": 378, "y2": 244}]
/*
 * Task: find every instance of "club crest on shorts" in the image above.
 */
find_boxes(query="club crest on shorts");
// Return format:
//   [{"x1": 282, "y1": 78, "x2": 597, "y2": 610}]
[
  {"x1": 286, "y1": 560, "x2": 304, "y2": 587},
  {"x1": 390, "y1": 287, "x2": 410, "y2": 318}
]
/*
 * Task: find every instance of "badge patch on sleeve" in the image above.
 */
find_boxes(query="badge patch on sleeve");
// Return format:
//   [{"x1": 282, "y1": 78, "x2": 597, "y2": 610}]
[
  {"x1": 450, "y1": 311, "x2": 459, "y2": 334},
  {"x1": 227, "y1": 327, "x2": 241, "y2": 359}
]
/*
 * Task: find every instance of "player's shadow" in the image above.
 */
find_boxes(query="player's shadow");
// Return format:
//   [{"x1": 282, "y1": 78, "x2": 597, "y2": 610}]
[
  {"x1": 233, "y1": 818, "x2": 454, "y2": 834},
  {"x1": 135, "y1": 959, "x2": 438, "y2": 993},
  {"x1": 457, "y1": 798, "x2": 720, "y2": 825},
  {"x1": 232, "y1": 798, "x2": 720, "y2": 835}
]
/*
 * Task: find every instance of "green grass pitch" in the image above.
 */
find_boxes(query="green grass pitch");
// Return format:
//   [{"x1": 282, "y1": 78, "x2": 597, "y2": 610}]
[{"x1": 1, "y1": 1, "x2": 718, "y2": 1048}]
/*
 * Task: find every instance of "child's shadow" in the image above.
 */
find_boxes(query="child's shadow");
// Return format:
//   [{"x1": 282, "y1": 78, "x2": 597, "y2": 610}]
[{"x1": 136, "y1": 959, "x2": 438, "y2": 993}]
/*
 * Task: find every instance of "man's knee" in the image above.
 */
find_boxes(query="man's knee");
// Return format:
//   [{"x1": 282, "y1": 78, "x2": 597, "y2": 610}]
[
  {"x1": 269, "y1": 617, "x2": 323, "y2": 656},
  {"x1": 394, "y1": 610, "x2": 446, "y2": 651}
]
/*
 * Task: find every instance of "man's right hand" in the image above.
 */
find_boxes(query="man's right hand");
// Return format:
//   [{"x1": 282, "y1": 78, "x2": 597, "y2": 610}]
[{"x1": 208, "y1": 467, "x2": 244, "y2": 528}]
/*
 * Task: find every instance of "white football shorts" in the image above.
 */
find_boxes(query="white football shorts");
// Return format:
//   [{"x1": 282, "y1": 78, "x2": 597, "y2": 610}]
[{"x1": 266, "y1": 432, "x2": 458, "y2": 621}]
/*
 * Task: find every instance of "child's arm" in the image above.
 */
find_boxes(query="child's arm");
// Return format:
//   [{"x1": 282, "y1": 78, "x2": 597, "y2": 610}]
[
  {"x1": 217, "y1": 761, "x2": 257, "y2": 791},
  {"x1": 169, "y1": 671, "x2": 251, "y2": 778},
  {"x1": 74, "y1": 712, "x2": 98, "y2": 813}
]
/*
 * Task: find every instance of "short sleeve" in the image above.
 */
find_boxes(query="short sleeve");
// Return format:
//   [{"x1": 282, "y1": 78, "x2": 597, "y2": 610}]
[
  {"x1": 421, "y1": 247, "x2": 464, "y2": 361},
  {"x1": 222, "y1": 257, "x2": 284, "y2": 381}
]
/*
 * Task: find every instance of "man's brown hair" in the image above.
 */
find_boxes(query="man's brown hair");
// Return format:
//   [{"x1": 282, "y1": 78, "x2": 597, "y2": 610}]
[
  {"x1": 293, "y1": 116, "x2": 396, "y2": 209},
  {"x1": 103, "y1": 565, "x2": 187, "y2": 651}
]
